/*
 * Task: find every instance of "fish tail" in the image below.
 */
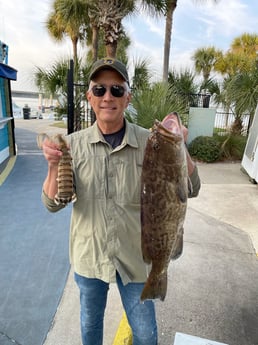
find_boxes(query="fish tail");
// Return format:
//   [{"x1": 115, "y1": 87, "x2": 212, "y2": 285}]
[{"x1": 140, "y1": 270, "x2": 167, "y2": 302}]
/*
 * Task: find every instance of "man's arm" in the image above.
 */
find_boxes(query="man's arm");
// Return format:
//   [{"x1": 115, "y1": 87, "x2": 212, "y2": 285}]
[{"x1": 182, "y1": 125, "x2": 201, "y2": 198}]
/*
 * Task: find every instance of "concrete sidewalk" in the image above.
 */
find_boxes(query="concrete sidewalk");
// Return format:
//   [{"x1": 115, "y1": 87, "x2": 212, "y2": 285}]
[
  {"x1": 188, "y1": 162, "x2": 258, "y2": 254},
  {"x1": 1, "y1": 119, "x2": 258, "y2": 345},
  {"x1": 43, "y1": 159, "x2": 258, "y2": 345}
]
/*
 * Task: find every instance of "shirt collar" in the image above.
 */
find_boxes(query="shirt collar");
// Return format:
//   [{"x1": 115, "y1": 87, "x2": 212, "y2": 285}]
[
  {"x1": 123, "y1": 120, "x2": 139, "y2": 148},
  {"x1": 89, "y1": 119, "x2": 139, "y2": 148}
]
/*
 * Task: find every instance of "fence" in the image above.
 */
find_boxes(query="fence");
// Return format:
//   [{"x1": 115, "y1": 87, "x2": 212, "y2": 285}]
[
  {"x1": 67, "y1": 60, "x2": 95, "y2": 134},
  {"x1": 66, "y1": 61, "x2": 251, "y2": 136},
  {"x1": 188, "y1": 93, "x2": 211, "y2": 108},
  {"x1": 215, "y1": 111, "x2": 250, "y2": 135}
]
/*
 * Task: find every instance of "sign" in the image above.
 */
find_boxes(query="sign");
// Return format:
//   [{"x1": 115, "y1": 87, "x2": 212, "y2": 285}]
[{"x1": 174, "y1": 332, "x2": 229, "y2": 345}]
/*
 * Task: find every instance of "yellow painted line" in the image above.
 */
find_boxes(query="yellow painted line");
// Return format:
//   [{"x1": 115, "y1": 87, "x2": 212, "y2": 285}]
[
  {"x1": 0, "y1": 155, "x2": 17, "y2": 186},
  {"x1": 113, "y1": 312, "x2": 132, "y2": 345}
]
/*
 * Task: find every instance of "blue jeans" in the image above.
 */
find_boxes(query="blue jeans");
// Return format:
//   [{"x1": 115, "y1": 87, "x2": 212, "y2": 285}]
[{"x1": 74, "y1": 272, "x2": 157, "y2": 345}]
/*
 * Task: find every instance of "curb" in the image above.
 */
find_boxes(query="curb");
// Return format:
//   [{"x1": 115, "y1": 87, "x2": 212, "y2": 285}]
[
  {"x1": 0, "y1": 155, "x2": 17, "y2": 186},
  {"x1": 113, "y1": 312, "x2": 132, "y2": 345}
]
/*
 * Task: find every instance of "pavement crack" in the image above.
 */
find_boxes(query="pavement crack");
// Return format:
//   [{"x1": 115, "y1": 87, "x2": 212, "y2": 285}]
[{"x1": 0, "y1": 331, "x2": 23, "y2": 345}]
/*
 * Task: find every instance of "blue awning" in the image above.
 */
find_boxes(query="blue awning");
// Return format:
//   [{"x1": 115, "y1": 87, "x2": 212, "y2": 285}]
[{"x1": 0, "y1": 62, "x2": 17, "y2": 80}]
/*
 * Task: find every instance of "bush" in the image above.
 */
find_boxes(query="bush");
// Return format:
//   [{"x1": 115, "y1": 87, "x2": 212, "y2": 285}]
[
  {"x1": 215, "y1": 134, "x2": 247, "y2": 161},
  {"x1": 188, "y1": 136, "x2": 220, "y2": 162},
  {"x1": 188, "y1": 134, "x2": 248, "y2": 162}
]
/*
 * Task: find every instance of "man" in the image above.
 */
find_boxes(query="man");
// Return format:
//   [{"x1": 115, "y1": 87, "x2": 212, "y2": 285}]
[{"x1": 41, "y1": 57, "x2": 200, "y2": 345}]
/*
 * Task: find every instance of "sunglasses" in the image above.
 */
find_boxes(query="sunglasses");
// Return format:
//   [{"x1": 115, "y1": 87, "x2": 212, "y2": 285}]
[{"x1": 91, "y1": 84, "x2": 126, "y2": 98}]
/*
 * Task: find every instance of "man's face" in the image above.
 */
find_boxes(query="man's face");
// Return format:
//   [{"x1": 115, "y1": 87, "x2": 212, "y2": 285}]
[{"x1": 87, "y1": 69, "x2": 131, "y2": 127}]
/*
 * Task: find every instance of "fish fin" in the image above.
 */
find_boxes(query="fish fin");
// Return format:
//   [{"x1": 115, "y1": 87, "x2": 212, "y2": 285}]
[
  {"x1": 142, "y1": 253, "x2": 152, "y2": 264},
  {"x1": 140, "y1": 269, "x2": 167, "y2": 302},
  {"x1": 171, "y1": 233, "x2": 183, "y2": 261},
  {"x1": 176, "y1": 185, "x2": 187, "y2": 203},
  {"x1": 187, "y1": 176, "x2": 193, "y2": 196}
]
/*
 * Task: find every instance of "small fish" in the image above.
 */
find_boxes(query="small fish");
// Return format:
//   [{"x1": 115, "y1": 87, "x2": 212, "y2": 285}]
[{"x1": 140, "y1": 113, "x2": 188, "y2": 301}]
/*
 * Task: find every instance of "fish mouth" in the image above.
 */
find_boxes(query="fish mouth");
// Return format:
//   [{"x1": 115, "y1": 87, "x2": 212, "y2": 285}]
[{"x1": 153, "y1": 113, "x2": 183, "y2": 142}]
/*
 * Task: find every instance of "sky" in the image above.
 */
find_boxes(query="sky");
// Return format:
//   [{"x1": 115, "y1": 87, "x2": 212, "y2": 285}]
[{"x1": 0, "y1": 0, "x2": 257, "y2": 91}]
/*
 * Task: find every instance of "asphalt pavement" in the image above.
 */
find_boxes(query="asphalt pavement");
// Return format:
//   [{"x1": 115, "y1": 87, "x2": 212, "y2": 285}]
[
  {"x1": 0, "y1": 119, "x2": 258, "y2": 345},
  {"x1": 0, "y1": 121, "x2": 70, "y2": 345}
]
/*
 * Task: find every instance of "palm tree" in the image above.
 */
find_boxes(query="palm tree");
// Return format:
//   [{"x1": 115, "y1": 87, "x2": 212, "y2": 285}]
[
  {"x1": 86, "y1": 27, "x2": 131, "y2": 64},
  {"x1": 192, "y1": 46, "x2": 222, "y2": 85},
  {"x1": 46, "y1": 0, "x2": 89, "y2": 66},
  {"x1": 131, "y1": 57, "x2": 152, "y2": 92},
  {"x1": 214, "y1": 50, "x2": 244, "y2": 77},
  {"x1": 130, "y1": 81, "x2": 186, "y2": 128},
  {"x1": 191, "y1": 46, "x2": 223, "y2": 108},
  {"x1": 162, "y1": 0, "x2": 177, "y2": 81},
  {"x1": 231, "y1": 32, "x2": 258, "y2": 58},
  {"x1": 87, "y1": 2, "x2": 100, "y2": 62},
  {"x1": 168, "y1": 68, "x2": 200, "y2": 109},
  {"x1": 168, "y1": 68, "x2": 198, "y2": 94},
  {"x1": 162, "y1": 0, "x2": 219, "y2": 82},
  {"x1": 223, "y1": 63, "x2": 258, "y2": 134},
  {"x1": 46, "y1": 0, "x2": 93, "y2": 130},
  {"x1": 34, "y1": 59, "x2": 70, "y2": 117},
  {"x1": 87, "y1": 0, "x2": 165, "y2": 59},
  {"x1": 230, "y1": 32, "x2": 258, "y2": 73},
  {"x1": 214, "y1": 33, "x2": 258, "y2": 133},
  {"x1": 209, "y1": 33, "x2": 258, "y2": 78},
  {"x1": 87, "y1": 0, "x2": 135, "y2": 58}
]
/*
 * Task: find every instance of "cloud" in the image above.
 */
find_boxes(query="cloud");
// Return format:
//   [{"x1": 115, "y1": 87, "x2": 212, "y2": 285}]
[
  {"x1": 141, "y1": 16, "x2": 164, "y2": 38},
  {"x1": 0, "y1": 0, "x2": 73, "y2": 90},
  {"x1": 126, "y1": 0, "x2": 258, "y2": 80},
  {"x1": 187, "y1": 0, "x2": 257, "y2": 47},
  {"x1": 1, "y1": 0, "x2": 257, "y2": 91}
]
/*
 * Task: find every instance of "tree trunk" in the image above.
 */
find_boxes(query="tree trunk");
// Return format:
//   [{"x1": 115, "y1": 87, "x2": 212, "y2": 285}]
[
  {"x1": 231, "y1": 116, "x2": 243, "y2": 135},
  {"x1": 72, "y1": 39, "x2": 78, "y2": 71},
  {"x1": 91, "y1": 25, "x2": 99, "y2": 62},
  {"x1": 105, "y1": 42, "x2": 117, "y2": 58},
  {"x1": 162, "y1": 1, "x2": 177, "y2": 82}
]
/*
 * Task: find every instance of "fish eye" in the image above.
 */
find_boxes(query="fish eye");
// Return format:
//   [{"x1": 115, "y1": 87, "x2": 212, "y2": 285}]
[{"x1": 153, "y1": 142, "x2": 159, "y2": 150}]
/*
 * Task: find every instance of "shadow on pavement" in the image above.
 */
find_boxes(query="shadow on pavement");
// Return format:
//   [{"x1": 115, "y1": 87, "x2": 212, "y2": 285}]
[
  {"x1": 0, "y1": 128, "x2": 71, "y2": 345},
  {"x1": 156, "y1": 207, "x2": 258, "y2": 345}
]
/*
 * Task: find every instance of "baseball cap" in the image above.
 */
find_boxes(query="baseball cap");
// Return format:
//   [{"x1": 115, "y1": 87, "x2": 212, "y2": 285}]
[{"x1": 89, "y1": 58, "x2": 129, "y2": 85}]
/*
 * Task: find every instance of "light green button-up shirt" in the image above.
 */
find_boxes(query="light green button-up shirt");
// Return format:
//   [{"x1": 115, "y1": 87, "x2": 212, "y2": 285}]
[{"x1": 42, "y1": 119, "x2": 200, "y2": 285}]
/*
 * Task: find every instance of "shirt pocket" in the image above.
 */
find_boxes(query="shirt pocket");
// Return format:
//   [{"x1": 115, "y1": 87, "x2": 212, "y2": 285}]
[
  {"x1": 114, "y1": 158, "x2": 142, "y2": 204},
  {"x1": 73, "y1": 155, "x2": 106, "y2": 200}
]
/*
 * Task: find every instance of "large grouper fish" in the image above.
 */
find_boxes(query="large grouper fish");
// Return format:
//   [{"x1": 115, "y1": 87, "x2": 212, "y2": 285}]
[{"x1": 140, "y1": 112, "x2": 189, "y2": 301}]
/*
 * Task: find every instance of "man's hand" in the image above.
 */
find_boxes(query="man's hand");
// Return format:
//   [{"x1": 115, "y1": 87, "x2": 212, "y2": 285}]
[{"x1": 37, "y1": 133, "x2": 63, "y2": 167}]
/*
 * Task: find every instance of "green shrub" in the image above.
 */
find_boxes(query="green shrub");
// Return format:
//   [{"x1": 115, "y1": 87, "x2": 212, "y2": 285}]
[
  {"x1": 188, "y1": 136, "x2": 220, "y2": 162},
  {"x1": 215, "y1": 134, "x2": 247, "y2": 161},
  {"x1": 188, "y1": 134, "x2": 248, "y2": 162}
]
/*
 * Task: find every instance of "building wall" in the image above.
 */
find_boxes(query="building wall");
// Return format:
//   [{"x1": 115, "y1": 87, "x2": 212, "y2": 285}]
[
  {"x1": 0, "y1": 78, "x2": 11, "y2": 164},
  {"x1": 241, "y1": 104, "x2": 258, "y2": 182},
  {"x1": 187, "y1": 107, "x2": 217, "y2": 145},
  {"x1": 0, "y1": 41, "x2": 17, "y2": 165}
]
